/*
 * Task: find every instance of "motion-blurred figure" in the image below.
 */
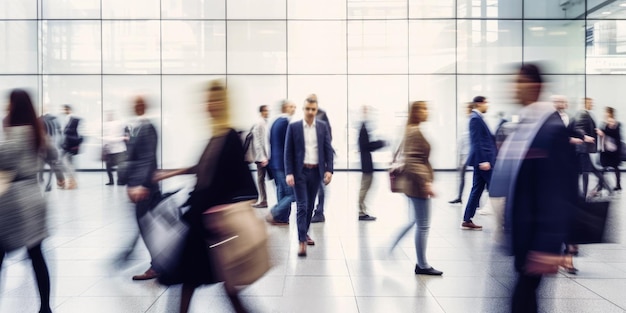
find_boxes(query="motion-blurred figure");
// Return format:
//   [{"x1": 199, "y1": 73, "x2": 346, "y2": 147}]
[
  {"x1": 311, "y1": 94, "x2": 332, "y2": 223},
  {"x1": 39, "y1": 109, "x2": 66, "y2": 191},
  {"x1": 251, "y1": 105, "x2": 270, "y2": 208},
  {"x1": 449, "y1": 102, "x2": 473, "y2": 204},
  {"x1": 490, "y1": 64, "x2": 578, "y2": 313},
  {"x1": 102, "y1": 111, "x2": 128, "y2": 186},
  {"x1": 153, "y1": 80, "x2": 258, "y2": 313},
  {"x1": 575, "y1": 97, "x2": 610, "y2": 197},
  {"x1": 357, "y1": 105, "x2": 385, "y2": 221},
  {"x1": 390, "y1": 101, "x2": 442, "y2": 275},
  {"x1": 0, "y1": 89, "x2": 52, "y2": 313},
  {"x1": 597, "y1": 107, "x2": 622, "y2": 191},
  {"x1": 59, "y1": 104, "x2": 82, "y2": 189}
]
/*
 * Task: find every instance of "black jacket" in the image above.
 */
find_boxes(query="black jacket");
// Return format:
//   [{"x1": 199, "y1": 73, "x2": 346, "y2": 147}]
[{"x1": 358, "y1": 122, "x2": 385, "y2": 173}]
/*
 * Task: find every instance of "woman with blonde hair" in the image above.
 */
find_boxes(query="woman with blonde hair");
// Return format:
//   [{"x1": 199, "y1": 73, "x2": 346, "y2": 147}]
[
  {"x1": 390, "y1": 101, "x2": 442, "y2": 276},
  {"x1": 155, "y1": 80, "x2": 258, "y2": 313}
]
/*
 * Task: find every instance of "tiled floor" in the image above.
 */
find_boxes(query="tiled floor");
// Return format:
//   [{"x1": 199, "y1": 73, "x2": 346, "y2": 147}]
[{"x1": 1, "y1": 171, "x2": 626, "y2": 313}]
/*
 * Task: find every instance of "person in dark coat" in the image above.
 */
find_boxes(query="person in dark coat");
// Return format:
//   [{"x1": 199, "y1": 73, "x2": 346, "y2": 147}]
[
  {"x1": 598, "y1": 106, "x2": 622, "y2": 191},
  {"x1": 575, "y1": 97, "x2": 610, "y2": 196},
  {"x1": 490, "y1": 64, "x2": 578, "y2": 313},
  {"x1": 357, "y1": 106, "x2": 385, "y2": 221},
  {"x1": 154, "y1": 80, "x2": 258, "y2": 313}
]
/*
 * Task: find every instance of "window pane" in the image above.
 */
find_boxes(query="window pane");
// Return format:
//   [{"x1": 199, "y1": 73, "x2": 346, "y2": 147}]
[
  {"x1": 42, "y1": 0, "x2": 100, "y2": 19},
  {"x1": 42, "y1": 21, "x2": 102, "y2": 74},
  {"x1": 162, "y1": 21, "x2": 226, "y2": 74},
  {"x1": 458, "y1": 0, "x2": 523, "y2": 19},
  {"x1": 0, "y1": 0, "x2": 36, "y2": 19},
  {"x1": 161, "y1": 0, "x2": 225, "y2": 19},
  {"x1": 227, "y1": 0, "x2": 286, "y2": 19},
  {"x1": 288, "y1": 0, "x2": 346, "y2": 19},
  {"x1": 227, "y1": 21, "x2": 287, "y2": 74},
  {"x1": 457, "y1": 75, "x2": 518, "y2": 134},
  {"x1": 409, "y1": 0, "x2": 455, "y2": 18},
  {"x1": 102, "y1": 0, "x2": 160, "y2": 19},
  {"x1": 42, "y1": 75, "x2": 102, "y2": 170},
  {"x1": 409, "y1": 75, "x2": 456, "y2": 169},
  {"x1": 524, "y1": 0, "x2": 585, "y2": 19},
  {"x1": 587, "y1": 75, "x2": 626, "y2": 120},
  {"x1": 457, "y1": 20, "x2": 522, "y2": 74},
  {"x1": 348, "y1": 20, "x2": 408, "y2": 74},
  {"x1": 347, "y1": 0, "x2": 407, "y2": 19},
  {"x1": 288, "y1": 21, "x2": 346, "y2": 74},
  {"x1": 102, "y1": 21, "x2": 161, "y2": 74},
  {"x1": 409, "y1": 20, "x2": 456, "y2": 74},
  {"x1": 227, "y1": 75, "x2": 287, "y2": 131},
  {"x1": 0, "y1": 21, "x2": 38, "y2": 74},
  {"x1": 524, "y1": 20, "x2": 585, "y2": 74},
  {"x1": 586, "y1": 20, "x2": 626, "y2": 74},
  {"x1": 347, "y1": 75, "x2": 408, "y2": 169},
  {"x1": 0, "y1": 76, "x2": 39, "y2": 114},
  {"x1": 288, "y1": 75, "x2": 348, "y2": 169}
]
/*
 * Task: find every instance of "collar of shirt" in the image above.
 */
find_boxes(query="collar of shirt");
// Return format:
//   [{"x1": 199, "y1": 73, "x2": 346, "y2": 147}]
[
  {"x1": 519, "y1": 102, "x2": 554, "y2": 123},
  {"x1": 471, "y1": 109, "x2": 483, "y2": 117},
  {"x1": 302, "y1": 119, "x2": 316, "y2": 128}
]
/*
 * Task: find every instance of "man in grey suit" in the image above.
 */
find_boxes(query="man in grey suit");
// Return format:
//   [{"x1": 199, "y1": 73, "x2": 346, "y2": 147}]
[
  {"x1": 285, "y1": 97, "x2": 334, "y2": 257},
  {"x1": 124, "y1": 96, "x2": 161, "y2": 281}
]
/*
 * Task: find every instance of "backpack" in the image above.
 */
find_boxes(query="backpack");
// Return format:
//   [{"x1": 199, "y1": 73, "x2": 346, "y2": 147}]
[{"x1": 241, "y1": 126, "x2": 255, "y2": 164}]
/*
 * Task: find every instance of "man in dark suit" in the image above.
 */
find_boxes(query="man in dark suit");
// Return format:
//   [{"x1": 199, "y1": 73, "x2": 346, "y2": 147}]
[
  {"x1": 575, "y1": 97, "x2": 609, "y2": 197},
  {"x1": 491, "y1": 63, "x2": 578, "y2": 313},
  {"x1": 265, "y1": 100, "x2": 296, "y2": 225},
  {"x1": 358, "y1": 106, "x2": 385, "y2": 221},
  {"x1": 311, "y1": 94, "x2": 332, "y2": 223},
  {"x1": 124, "y1": 96, "x2": 161, "y2": 281},
  {"x1": 461, "y1": 96, "x2": 496, "y2": 230},
  {"x1": 285, "y1": 97, "x2": 334, "y2": 257}
]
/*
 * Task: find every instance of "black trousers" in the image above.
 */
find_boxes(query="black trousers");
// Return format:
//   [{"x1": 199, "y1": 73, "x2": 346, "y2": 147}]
[{"x1": 512, "y1": 273, "x2": 542, "y2": 313}]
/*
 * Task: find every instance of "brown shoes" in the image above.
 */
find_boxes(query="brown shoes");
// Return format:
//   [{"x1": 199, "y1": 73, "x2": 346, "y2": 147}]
[
  {"x1": 252, "y1": 201, "x2": 268, "y2": 208},
  {"x1": 461, "y1": 220, "x2": 483, "y2": 230},
  {"x1": 297, "y1": 242, "x2": 307, "y2": 257},
  {"x1": 306, "y1": 235, "x2": 315, "y2": 246},
  {"x1": 265, "y1": 214, "x2": 289, "y2": 226},
  {"x1": 132, "y1": 267, "x2": 159, "y2": 280}
]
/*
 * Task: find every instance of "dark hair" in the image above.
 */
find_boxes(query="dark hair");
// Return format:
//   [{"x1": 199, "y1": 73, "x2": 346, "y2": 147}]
[
  {"x1": 63, "y1": 104, "x2": 72, "y2": 111},
  {"x1": 606, "y1": 106, "x2": 615, "y2": 118},
  {"x1": 259, "y1": 105, "x2": 268, "y2": 113},
  {"x1": 472, "y1": 96, "x2": 486, "y2": 103},
  {"x1": 519, "y1": 63, "x2": 543, "y2": 84},
  {"x1": 7, "y1": 89, "x2": 44, "y2": 151}
]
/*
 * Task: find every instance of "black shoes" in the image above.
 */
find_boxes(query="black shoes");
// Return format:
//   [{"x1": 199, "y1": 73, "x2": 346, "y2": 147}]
[
  {"x1": 105, "y1": 182, "x2": 114, "y2": 186},
  {"x1": 415, "y1": 265, "x2": 443, "y2": 276},
  {"x1": 448, "y1": 198, "x2": 462, "y2": 204},
  {"x1": 311, "y1": 213, "x2": 325, "y2": 223},
  {"x1": 359, "y1": 214, "x2": 377, "y2": 221}
]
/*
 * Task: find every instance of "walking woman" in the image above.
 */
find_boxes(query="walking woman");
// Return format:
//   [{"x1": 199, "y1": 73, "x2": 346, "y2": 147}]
[
  {"x1": 598, "y1": 106, "x2": 622, "y2": 191},
  {"x1": 0, "y1": 89, "x2": 52, "y2": 313},
  {"x1": 154, "y1": 80, "x2": 258, "y2": 313},
  {"x1": 390, "y1": 101, "x2": 442, "y2": 276}
]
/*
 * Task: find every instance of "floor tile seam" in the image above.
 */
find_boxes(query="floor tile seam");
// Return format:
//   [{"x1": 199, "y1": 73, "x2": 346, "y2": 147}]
[{"x1": 568, "y1": 277, "x2": 626, "y2": 310}]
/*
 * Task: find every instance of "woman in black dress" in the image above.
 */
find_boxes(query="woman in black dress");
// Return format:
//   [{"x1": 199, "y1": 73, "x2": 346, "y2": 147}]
[
  {"x1": 598, "y1": 107, "x2": 622, "y2": 191},
  {"x1": 155, "y1": 80, "x2": 258, "y2": 313}
]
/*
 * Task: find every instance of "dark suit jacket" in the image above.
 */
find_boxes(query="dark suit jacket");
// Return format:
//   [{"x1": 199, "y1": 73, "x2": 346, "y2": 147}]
[
  {"x1": 62, "y1": 116, "x2": 83, "y2": 153},
  {"x1": 511, "y1": 112, "x2": 578, "y2": 271},
  {"x1": 269, "y1": 116, "x2": 289, "y2": 171},
  {"x1": 126, "y1": 119, "x2": 158, "y2": 189},
  {"x1": 467, "y1": 111, "x2": 496, "y2": 167},
  {"x1": 575, "y1": 110, "x2": 598, "y2": 153},
  {"x1": 284, "y1": 119, "x2": 334, "y2": 180},
  {"x1": 358, "y1": 122, "x2": 384, "y2": 173},
  {"x1": 316, "y1": 109, "x2": 332, "y2": 140}
]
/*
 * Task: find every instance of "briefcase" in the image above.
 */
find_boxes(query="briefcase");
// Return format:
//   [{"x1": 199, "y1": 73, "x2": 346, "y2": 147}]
[
  {"x1": 203, "y1": 200, "x2": 271, "y2": 286},
  {"x1": 568, "y1": 198, "x2": 611, "y2": 244}
]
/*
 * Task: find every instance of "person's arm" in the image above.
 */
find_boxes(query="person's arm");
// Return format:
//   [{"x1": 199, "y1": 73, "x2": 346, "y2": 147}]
[
  {"x1": 252, "y1": 122, "x2": 268, "y2": 164},
  {"x1": 323, "y1": 123, "x2": 334, "y2": 185},
  {"x1": 403, "y1": 128, "x2": 434, "y2": 196},
  {"x1": 127, "y1": 124, "x2": 157, "y2": 188},
  {"x1": 284, "y1": 124, "x2": 295, "y2": 186}
]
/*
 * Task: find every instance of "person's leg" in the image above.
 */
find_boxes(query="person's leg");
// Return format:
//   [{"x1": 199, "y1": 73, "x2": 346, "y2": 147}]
[
  {"x1": 390, "y1": 198, "x2": 415, "y2": 252},
  {"x1": 512, "y1": 273, "x2": 542, "y2": 313},
  {"x1": 315, "y1": 183, "x2": 325, "y2": 215},
  {"x1": 305, "y1": 171, "x2": 322, "y2": 233},
  {"x1": 105, "y1": 154, "x2": 114, "y2": 185},
  {"x1": 224, "y1": 283, "x2": 248, "y2": 313},
  {"x1": 270, "y1": 170, "x2": 293, "y2": 222},
  {"x1": 358, "y1": 173, "x2": 373, "y2": 216},
  {"x1": 463, "y1": 168, "x2": 487, "y2": 222},
  {"x1": 180, "y1": 283, "x2": 199, "y2": 313},
  {"x1": 616, "y1": 166, "x2": 621, "y2": 190},
  {"x1": 411, "y1": 197, "x2": 431, "y2": 269},
  {"x1": 132, "y1": 187, "x2": 161, "y2": 278},
  {"x1": 27, "y1": 243, "x2": 51, "y2": 313},
  {"x1": 255, "y1": 163, "x2": 267, "y2": 205},
  {"x1": 294, "y1": 173, "x2": 310, "y2": 244}
]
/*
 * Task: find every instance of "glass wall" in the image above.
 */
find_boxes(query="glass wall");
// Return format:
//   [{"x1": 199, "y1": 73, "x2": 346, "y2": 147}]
[{"x1": 0, "y1": 0, "x2": 622, "y2": 169}]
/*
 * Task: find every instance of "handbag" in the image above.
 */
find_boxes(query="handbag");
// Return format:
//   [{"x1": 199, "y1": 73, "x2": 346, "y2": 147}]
[
  {"x1": 203, "y1": 200, "x2": 271, "y2": 286},
  {"x1": 389, "y1": 141, "x2": 405, "y2": 193},
  {"x1": 568, "y1": 197, "x2": 611, "y2": 244}
]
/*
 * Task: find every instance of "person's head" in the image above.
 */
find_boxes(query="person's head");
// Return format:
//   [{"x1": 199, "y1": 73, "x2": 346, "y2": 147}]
[
  {"x1": 303, "y1": 96, "x2": 318, "y2": 124},
  {"x1": 551, "y1": 95, "x2": 568, "y2": 111},
  {"x1": 465, "y1": 103, "x2": 473, "y2": 116},
  {"x1": 62, "y1": 104, "x2": 72, "y2": 115},
  {"x1": 606, "y1": 106, "x2": 615, "y2": 120},
  {"x1": 206, "y1": 79, "x2": 231, "y2": 134},
  {"x1": 407, "y1": 101, "x2": 428, "y2": 125},
  {"x1": 473, "y1": 96, "x2": 488, "y2": 113},
  {"x1": 584, "y1": 97, "x2": 593, "y2": 110},
  {"x1": 105, "y1": 110, "x2": 115, "y2": 122},
  {"x1": 7, "y1": 89, "x2": 43, "y2": 151},
  {"x1": 515, "y1": 63, "x2": 543, "y2": 106},
  {"x1": 133, "y1": 96, "x2": 147, "y2": 116},
  {"x1": 259, "y1": 105, "x2": 269, "y2": 119},
  {"x1": 281, "y1": 100, "x2": 295, "y2": 116}
]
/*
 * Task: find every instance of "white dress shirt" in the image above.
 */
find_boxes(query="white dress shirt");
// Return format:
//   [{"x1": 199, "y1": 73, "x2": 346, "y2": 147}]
[
  {"x1": 303, "y1": 119, "x2": 318, "y2": 165},
  {"x1": 103, "y1": 120, "x2": 127, "y2": 154}
]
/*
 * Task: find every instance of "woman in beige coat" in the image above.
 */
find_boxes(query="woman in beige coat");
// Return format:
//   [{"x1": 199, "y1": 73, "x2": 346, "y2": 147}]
[{"x1": 390, "y1": 101, "x2": 442, "y2": 276}]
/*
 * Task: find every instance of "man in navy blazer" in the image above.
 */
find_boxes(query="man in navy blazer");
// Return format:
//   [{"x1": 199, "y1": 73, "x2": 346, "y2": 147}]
[
  {"x1": 285, "y1": 97, "x2": 334, "y2": 257},
  {"x1": 265, "y1": 100, "x2": 296, "y2": 225},
  {"x1": 461, "y1": 96, "x2": 496, "y2": 230}
]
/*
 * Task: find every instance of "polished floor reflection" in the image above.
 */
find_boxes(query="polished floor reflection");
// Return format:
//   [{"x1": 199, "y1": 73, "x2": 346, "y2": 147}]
[{"x1": 1, "y1": 171, "x2": 625, "y2": 313}]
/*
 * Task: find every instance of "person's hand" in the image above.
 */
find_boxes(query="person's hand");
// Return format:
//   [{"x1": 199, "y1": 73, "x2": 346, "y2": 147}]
[
  {"x1": 525, "y1": 251, "x2": 561, "y2": 275},
  {"x1": 261, "y1": 159, "x2": 269, "y2": 167},
  {"x1": 127, "y1": 186, "x2": 149, "y2": 203},
  {"x1": 479, "y1": 162, "x2": 491, "y2": 171},
  {"x1": 323, "y1": 172, "x2": 332, "y2": 185},
  {"x1": 596, "y1": 129, "x2": 605, "y2": 137},
  {"x1": 152, "y1": 170, "x2": 169, "y2": 183},
  {"x1": 569, "y1": 137, "x2": 583, "y2": 145},
  {"x1": 425, "y1": 182, "x2": 436, "y2": 198},
  {"x1": 584, "y1": 135, "x2": 595, "y2": 143},
  {"x1": 286, "y1": 174, "x2": 295, "y2": 187}
]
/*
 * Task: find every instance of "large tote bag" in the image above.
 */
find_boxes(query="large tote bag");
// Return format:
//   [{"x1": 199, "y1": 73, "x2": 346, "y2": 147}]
[
  {"x1": 203, "y1": 200, "x2": 271, "y2": 286},
  {"x1": 569, "y1": 198, "x2": 611, "y2": 244}
]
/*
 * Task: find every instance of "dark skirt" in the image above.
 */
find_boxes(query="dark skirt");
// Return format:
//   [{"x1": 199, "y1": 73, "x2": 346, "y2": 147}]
[{"x1": 600, "y1": 151, "x2": 621, "y2": 168}]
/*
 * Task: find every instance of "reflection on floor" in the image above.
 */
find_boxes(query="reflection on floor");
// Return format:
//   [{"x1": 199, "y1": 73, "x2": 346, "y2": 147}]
[{"x1": 1, "y1": 171, "x2": 626, "y2": 313}]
